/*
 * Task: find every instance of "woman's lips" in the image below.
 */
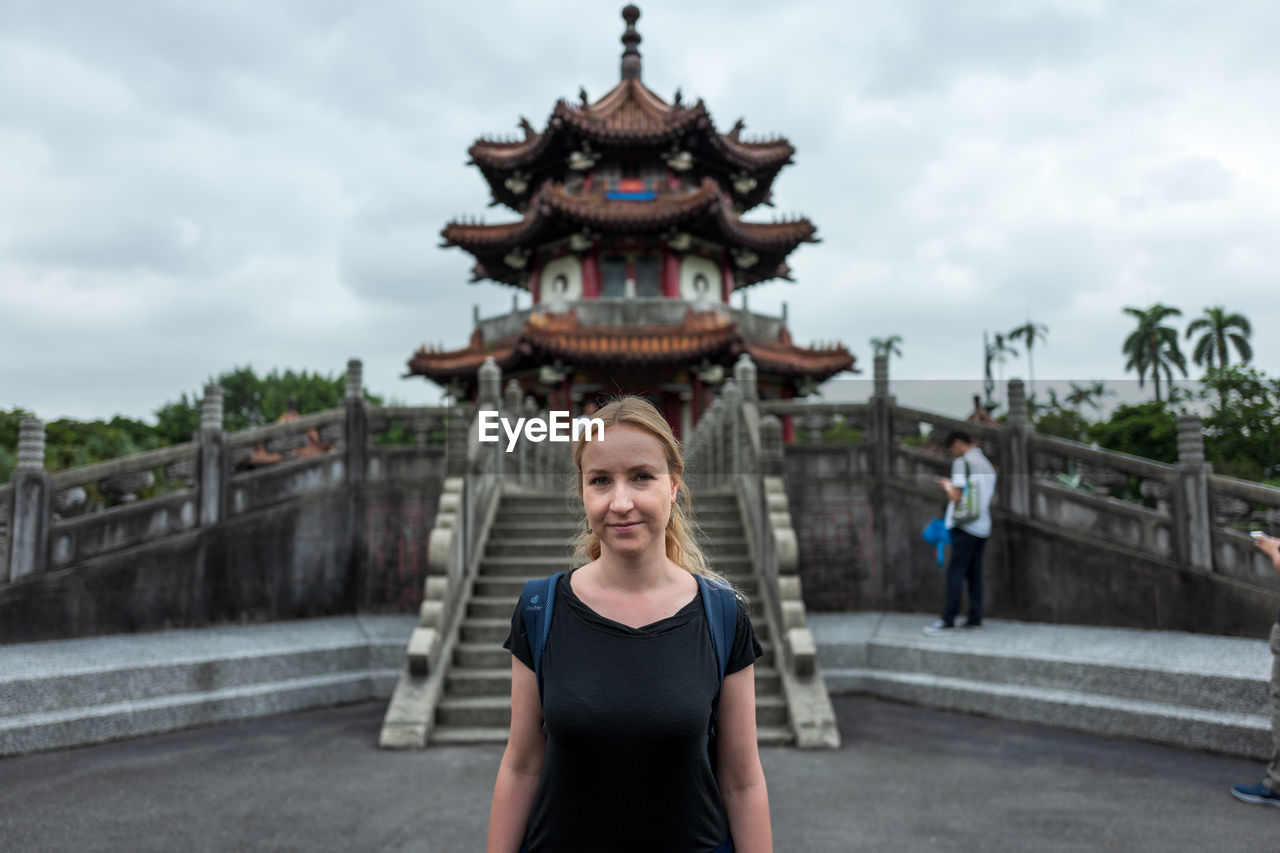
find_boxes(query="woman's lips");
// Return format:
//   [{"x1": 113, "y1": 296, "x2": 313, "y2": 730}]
[{"x1": 610, "y1": 522, "x2": 641, "y2": 532}]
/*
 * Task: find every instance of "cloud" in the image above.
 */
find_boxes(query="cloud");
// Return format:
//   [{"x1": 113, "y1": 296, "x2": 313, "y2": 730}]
[{"x1": 0, "y1": 0, "x2": 1278, "y2": 425}]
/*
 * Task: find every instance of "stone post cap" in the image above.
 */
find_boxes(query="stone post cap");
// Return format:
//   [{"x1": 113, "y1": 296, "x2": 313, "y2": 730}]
[
  {"x1": 345, "y1": 359, "x2": 363, "y2": 400},
  {"x1": 16, "y1": 417, "x2": 46, "y2": 471},
  {"x1": 477, "y1": 357, "x2": 501, "y2": 407},
  {"x1": 873, "y1": 352, "x2": 889, "y2": 397},
  {"x1": 200, "y1": 385, "x2": 224, "y2": 431},
  {"x1": 733, "y1": 354, "x2": 758, "y2": 400},
  {"x1": 1008, "y1": 378, "x2": 1027, "y2": 426},
  {"x1": 722, "y1": 378, "x2": 742, "y2": 406},
  {"x1": 1177, "y1": 413, "x2": 1205, "y2": 463},
  {"x1": 503, "y1": 379, "x2": 522, "y2": 414}
]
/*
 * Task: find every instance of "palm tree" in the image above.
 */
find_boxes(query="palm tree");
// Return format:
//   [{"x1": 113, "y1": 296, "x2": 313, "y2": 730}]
[
  {"x1": 1007, "y1": 320, "x2": 1049, "y2": 395},
  {"x1": 1122, "y1": 304, "x2": 1187, "y2": 403},
  {"x1": 1185, "y1": 305, "x2": 1252, "y2": 371},
  {"x1": 985, "y1": 332, "x2": 1018, "y2": 406},
  {"x1": 869, "y1": 335, "x2": 903, "y2": 360},
  {"x1": 1064, "y1": 380, "x2": 1112, "y2": 413}
]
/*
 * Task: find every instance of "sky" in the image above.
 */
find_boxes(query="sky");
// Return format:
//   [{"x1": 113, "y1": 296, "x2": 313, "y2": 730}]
[{"x1": 2, "y1": 0, "x2": 1278, "y2": 423}]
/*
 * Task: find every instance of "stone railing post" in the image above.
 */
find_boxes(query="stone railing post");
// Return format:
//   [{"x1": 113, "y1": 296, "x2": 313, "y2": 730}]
[
  {"x1": 1172, "y1": 414, "x2": 1213, "y2": 571},
  {"x1": 869, "y1": 352, "x2": 895, "y2": 477},
  {"x1": 6, "y1": 418, "x2": 51, "y2": 582},
  {"x1": 345, "y1": 359, "x2": 367, "y2": 488},
  {"x1": 445, "y1": 409, "x2": 468, "y2": 478},
  {"x1": 760, "y1": 415, "x2": 785, "y2": 478},
  {"x1": 723, "y1": 380, "x2": 743, "y2": 479},
  {"x1": 197, "y1": 385, "x2": 229, "y2": 527},
  {"x1": 477, "y1": 358, "x2": 501, "y2": 410},
  {"x1": 477, "y1": 358, "x2": 502, "y2": 481},
  {"x1": 1000, "y1": 378, "x2": 1031, "y2": 518},
  {"x1": 734, "y1": 354, "x2": 758, "y2": 402}
]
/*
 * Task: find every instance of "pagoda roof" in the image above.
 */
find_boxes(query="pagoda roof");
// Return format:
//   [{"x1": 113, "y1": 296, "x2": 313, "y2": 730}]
[
  {"x1": 441, "y1": 178, "x2": 817, "y2": 289},
  {"x1": 469, "y1": 81, "x2": 794, "y2": 212},
  {"x1": 407, "y1": 308, "x2": 853, "y2": 385}
]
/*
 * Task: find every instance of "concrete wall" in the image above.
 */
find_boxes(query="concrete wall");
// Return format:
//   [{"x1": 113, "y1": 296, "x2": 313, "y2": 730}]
[{"x1": 784, "y1": 442, "x2": 1280, "y2": 639}]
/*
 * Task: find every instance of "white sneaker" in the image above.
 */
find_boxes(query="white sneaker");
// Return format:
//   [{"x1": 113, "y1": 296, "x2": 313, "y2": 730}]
[{"x1": 923, "y1": 620, "x2": 954, "y2": 635}]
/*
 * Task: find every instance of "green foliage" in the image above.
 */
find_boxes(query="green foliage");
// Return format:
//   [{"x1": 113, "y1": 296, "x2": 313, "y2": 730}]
[
  {"x1": 1198, "y1": 365, "x2": 1280, "y2": 481},
  {"x1": 1122, "y1": 303, "x2": 1187, "y2": 403},
  {"x1": 869, "y1": 335, "x2": 903, "y2": 360},
  {"x1": 3, "y1": 365, "x2": 374, "y2": 482},
  {"x1": 1086, "y1": 401, "x2": 1178, "y2": 463},
  {"x1": 1035, "y1": 408, "x2": 1091, "y2": 442},
  {"x1": 1186, "y1": 305, "x2": 1252, "y2": 371}
]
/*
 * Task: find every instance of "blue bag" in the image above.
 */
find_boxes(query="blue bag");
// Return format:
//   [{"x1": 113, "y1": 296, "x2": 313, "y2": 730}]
[{"x1": 921, "y1": 518, "x2": 951, "y2": 567}]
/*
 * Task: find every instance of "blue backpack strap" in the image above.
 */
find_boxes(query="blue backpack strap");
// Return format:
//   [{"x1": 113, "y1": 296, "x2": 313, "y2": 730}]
[
  {"x1": 697, "y1": 575, "x2": 740, "y2": 745},
  {"x1": 518, "y1": 572, "x2": 564, "y2": 701},
  {"x1": 697, "y1": 575, "x2": 738, "y2": 681}
]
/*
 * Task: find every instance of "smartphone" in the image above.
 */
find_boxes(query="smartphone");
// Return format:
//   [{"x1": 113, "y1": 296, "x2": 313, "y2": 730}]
[{"x1": 1253, "y1": 531, "x2": 1268, "y2": 539}]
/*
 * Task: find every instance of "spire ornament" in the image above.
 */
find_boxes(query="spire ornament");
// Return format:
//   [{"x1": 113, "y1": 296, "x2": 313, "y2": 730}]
[{"x1": 620, "y1": 5, "x2": 642, "y2": 81}]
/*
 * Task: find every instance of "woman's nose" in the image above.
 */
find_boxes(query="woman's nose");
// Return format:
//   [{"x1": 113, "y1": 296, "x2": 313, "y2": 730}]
[{"x1": 609, "y1": 483, "x2": 634, "y2": 512}]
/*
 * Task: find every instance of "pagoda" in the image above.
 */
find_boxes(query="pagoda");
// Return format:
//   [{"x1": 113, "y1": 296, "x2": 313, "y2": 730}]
[{"x1": 408, "y1": 5, "x2": 854, "y2": 439}]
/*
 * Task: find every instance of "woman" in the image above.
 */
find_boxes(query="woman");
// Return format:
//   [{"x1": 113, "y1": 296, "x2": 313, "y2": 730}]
[{"x1": 487, "y1": 397, "x2": 773, "y2": 853}]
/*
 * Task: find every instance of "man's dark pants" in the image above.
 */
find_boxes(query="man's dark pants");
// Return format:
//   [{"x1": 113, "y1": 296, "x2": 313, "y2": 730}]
[{"x1": 942, "y1": 528, "x2": 987, "y2": 627}]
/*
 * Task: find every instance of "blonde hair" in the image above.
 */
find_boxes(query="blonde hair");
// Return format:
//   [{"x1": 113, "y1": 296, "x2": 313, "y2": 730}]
[{"x1": 571, "y1": 396, "x2": 731, "y2": 589}]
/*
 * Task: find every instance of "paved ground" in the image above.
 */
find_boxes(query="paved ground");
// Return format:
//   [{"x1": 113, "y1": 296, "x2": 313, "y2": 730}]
[{"x1": 1, "y1": 695, "x2": 1275, "y2": 852}]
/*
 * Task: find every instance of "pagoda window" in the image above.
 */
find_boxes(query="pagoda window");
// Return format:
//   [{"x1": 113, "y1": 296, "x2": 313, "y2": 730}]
[
  {"x1": 680, "y1": 254, "x2": 724, "y2": 303},
  {"x1": 601, "y1": 255, "x2": 628, "y2": 297},
  {"x1": 540, "y1": 255, "x2": 582, "y2": 303},
  {"x1": 634, "y1": 256, "x2": 661, "y2": 297}
]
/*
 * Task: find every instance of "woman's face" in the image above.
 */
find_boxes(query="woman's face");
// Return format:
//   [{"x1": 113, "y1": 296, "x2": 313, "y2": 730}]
[{"x1": 580, "y1": 424, "x2": 678, "y2": 563}]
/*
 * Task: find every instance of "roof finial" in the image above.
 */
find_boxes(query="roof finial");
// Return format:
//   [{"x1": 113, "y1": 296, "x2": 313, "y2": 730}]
[{"x1": 620, "y1": 5, "x2": 642, "y2": 81}]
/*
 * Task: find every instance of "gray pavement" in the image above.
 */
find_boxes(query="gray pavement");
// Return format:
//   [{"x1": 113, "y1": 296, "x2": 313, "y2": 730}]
[{"x1": 1, "y1": 695, "x2": 1276, "y2": 852}]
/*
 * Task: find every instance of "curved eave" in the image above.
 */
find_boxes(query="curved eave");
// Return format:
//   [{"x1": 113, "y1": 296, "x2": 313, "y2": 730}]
[{"x1": 744, "y1": 338, "x2": 856, "y2": 380}]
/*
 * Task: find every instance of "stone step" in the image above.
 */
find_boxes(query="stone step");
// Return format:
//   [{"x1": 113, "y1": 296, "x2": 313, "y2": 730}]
[
  {"x1": 0, "y1": 615, "x2": 416, "y2": 757},
  {"x1": 812, "y1": 612, "x2": 1273, "y2": 760},
  {"x1": 480, "y1": 556, "x2": 578, "y2": 576},
  {"x1": 486, "y1": 539, "x2": 577, "y2": 557},
  {"x1": 454, "y1": 643, "x2": 512, "y2": 670},
  {"x1": 469, "y1": 596, "x2": 521, "y2": 619},
  {"x1": 461, "y1": 619, "x2": 514, "y2": 644}
]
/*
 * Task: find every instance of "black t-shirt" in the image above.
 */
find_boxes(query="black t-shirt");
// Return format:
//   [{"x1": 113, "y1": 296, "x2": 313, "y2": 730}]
[{"x1": 503, "y1": 569, "x2": 763, "y2": 853}]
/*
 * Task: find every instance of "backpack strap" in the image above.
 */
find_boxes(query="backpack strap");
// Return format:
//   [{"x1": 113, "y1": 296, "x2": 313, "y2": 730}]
[
  {"x1": 697, "y1": 575, "x2": 739, "y2": 745},
  {"x1": 697, "y1": 575, "x2": 737, "y2": 681},
  {"x1": 518, "y1": 572, "x2": 564, "y2": 701}
]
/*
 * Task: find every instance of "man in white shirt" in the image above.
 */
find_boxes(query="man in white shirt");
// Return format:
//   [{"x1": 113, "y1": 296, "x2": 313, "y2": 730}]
[{"x1": 925, "y1": 431, "x2": 997, "y2": 635}]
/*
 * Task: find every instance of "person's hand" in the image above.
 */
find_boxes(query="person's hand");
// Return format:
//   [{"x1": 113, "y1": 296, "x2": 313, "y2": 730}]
[
  {"x1": 936, "y1": 477, "x2": 952, "y2": 491},
  {"x1": 1254, "y1": 534, "x2": 1280, "y2": 574}
]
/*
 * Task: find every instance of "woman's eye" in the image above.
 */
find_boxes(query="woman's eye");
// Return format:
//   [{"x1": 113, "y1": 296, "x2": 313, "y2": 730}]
[
  {"x1": 588, "y1": 476, "x2": 609, "y2": 486},
  {"x1": 634, "y1": 472, "x2": 655, "y2": 481}
]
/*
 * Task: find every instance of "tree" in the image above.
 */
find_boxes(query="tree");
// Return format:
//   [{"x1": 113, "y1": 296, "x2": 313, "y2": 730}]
[
  {"x1": 1064, "y1": 380, "x2": 1112, "y2": 414},
  {"x1": 1007, "y1": 320, "x2": 1049, "y2": 394},
  {"x1": 1186, "y1": 305, "x2": 1252, "y2": 371},
  {"x1": 869, "y1": 335, "x2": 903, "y2": 360},
  {"x1": 1121, "y1": 303, "x2": 1186, "y2": 403},
  {"x1": 984, "y1": 332, "x2": 1018, "y2": 408},
  {"x1": 1198, "y1": 365, "x2": 1280, "y2": 481},
  {"x1": 1087, "y1": 401, "x2": 1178, "y2": 465}
]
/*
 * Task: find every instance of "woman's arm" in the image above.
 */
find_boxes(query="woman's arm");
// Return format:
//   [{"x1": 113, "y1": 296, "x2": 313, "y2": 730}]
[
  {"x1": 715, "y1": 664, "x2": 773, "y2": 853},
  {"x1": 486, "y1": 658, "x2": 546, "y2": 853}
]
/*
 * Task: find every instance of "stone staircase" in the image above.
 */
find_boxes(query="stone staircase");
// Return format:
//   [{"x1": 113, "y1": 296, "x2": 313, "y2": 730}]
[{"x1": 428, "y1": 490, "x2": 793, "y2": 746}]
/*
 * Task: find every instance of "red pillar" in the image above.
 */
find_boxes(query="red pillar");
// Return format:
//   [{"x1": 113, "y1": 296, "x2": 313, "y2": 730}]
[
  {"x1": 721, "y1": 255, "x2": 733, "y2": 303},
  {"x1": 529, "y1": 255, "x2": 541, "y2": 305},
  {"x1": 782, "y1": 384, "x2": 795, "y2": 444},
  {"x1": 661, "y1": 248, "x2": 680, "y2": 298},
  {"x1": 582, "y1": 250, "x2": 601, "y2": 298}
]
